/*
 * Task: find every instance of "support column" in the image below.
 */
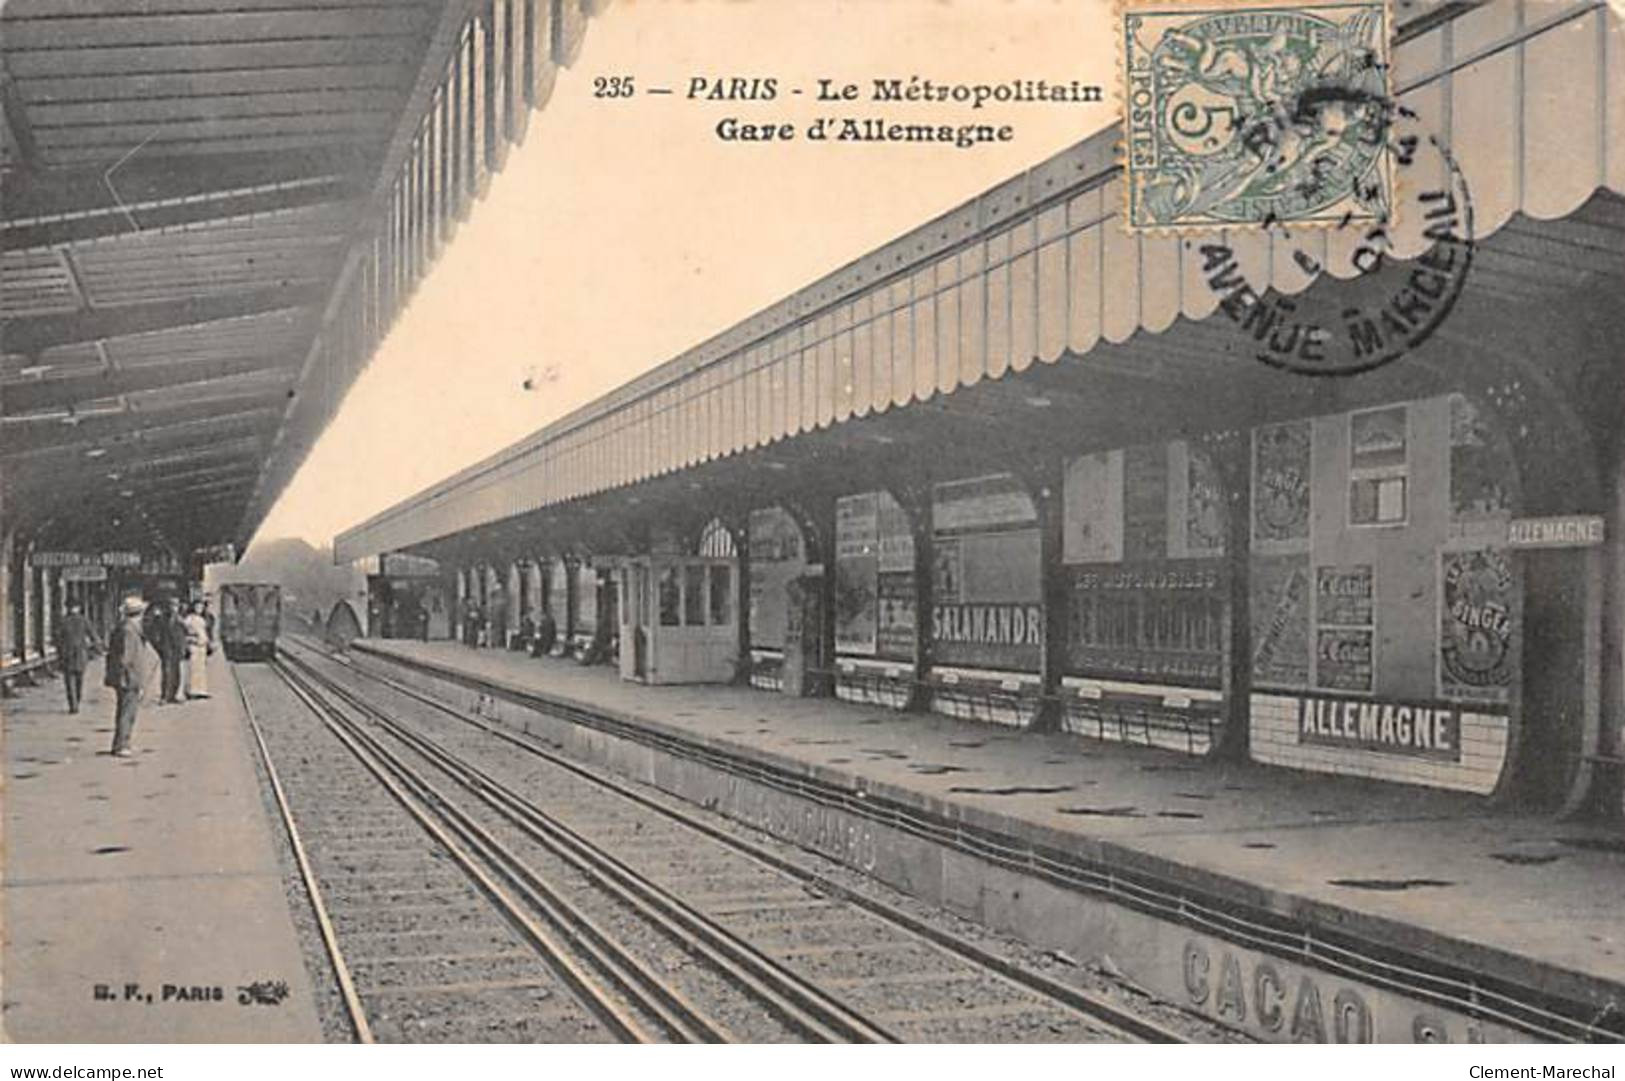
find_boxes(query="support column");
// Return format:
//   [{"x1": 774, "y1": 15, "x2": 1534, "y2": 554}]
[
  {"x1": 1033, "y1": 467, "x2": 1067, "y2": 734},
  {"x1": 562, "y1": 553, "x2": 580, "y2": 646},
  {"x1": 812, "y1": 495, "x2": 837, "y2": 698},
  {"x1": 1010, "y1": 455, "x2": 1067, "y2": 734},
  {"x1": 0, "y1": 529, "x2": 13, "y2": 671},
  {"x1": 42, "y1": 568, "x2": 56, "y2": 663},
  {"x1": 23, "y1": 555, "x2": 37, "y2": 660},
  {"x1": 781, "y1": 491, "x2": 837, "y2": 698},
  {"x1": 1203, "y1": 430, "x2": 1253, "y2": 763},
  {"x1": 890, "y1": 482, "x2": 934, "y2": 713},
  {"x1": 728, "y1": 510, "x2": 752, "y2": 685},
  {"x1": 1594, "y1": 443, "x2": 1625, "y2": 818}
]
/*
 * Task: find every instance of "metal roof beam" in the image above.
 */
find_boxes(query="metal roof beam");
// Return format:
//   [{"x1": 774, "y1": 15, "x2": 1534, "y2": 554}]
[
  {"x1": 2, "y1": 399, "x2": 280, "y2": 458},
  {"x1": 2, "y1": 408, "x2": 276, "y2": 465},
  {"x1": 0, "y1": 144, "x2": 367, "y2": 220},
  {"x1": 3, "y1": 352, "x2": 298, "y2": 413},
  {"x1": 0, "y1": 57, "x2": 39, "y2": 168},
  {"x1": 1, "y1": 280, "x2": 321, "y2": 353},
  {"x1": 7, "y1": 435, "x2": 265, "y2": 489},
  {"x1": 2, "y1": 177, "x2": 359, "y2": 252}
]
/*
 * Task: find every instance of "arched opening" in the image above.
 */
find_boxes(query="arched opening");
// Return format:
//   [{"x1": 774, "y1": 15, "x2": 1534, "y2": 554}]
[
  {"x1": 697, "y1": 518, "x2": 738, "y2": 558},
  {"x1": 745, "y1": 506, "x2": 807, "y2": 691},
  {"x1": 832, "y1": 491, "x2": 917, "y2": 709}
]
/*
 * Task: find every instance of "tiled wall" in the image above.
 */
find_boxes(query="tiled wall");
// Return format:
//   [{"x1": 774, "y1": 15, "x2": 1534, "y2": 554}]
[{"x1": 1249, "y1": 693, "x2": 1509, "y2": 794}]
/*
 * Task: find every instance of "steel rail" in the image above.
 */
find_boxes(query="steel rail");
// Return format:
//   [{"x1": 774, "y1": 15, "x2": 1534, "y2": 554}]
[
  {"x1": 230, "y1": 662, "x2": 375, "y2": 1044},
  {"x1": 266, "y1": 658, "x2": 676, "y2": 1043},
  {"x1": 282, "y1": 642, "x2": 898, "y2": 1044},
  {"x1": 296, "y1": 637, "x2": 1182, "y2": 1043}
]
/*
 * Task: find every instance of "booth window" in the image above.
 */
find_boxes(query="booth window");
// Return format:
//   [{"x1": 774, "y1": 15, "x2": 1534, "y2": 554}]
[
  {"x1": 658, "y1": 567, "x2": 681, "y2": 626},
  {"x1": 709, "y1": 565, "x2": 733, "y2": 626},
  {"x1": 684, "y1": 564, "x2": 706, "y2": 626}
]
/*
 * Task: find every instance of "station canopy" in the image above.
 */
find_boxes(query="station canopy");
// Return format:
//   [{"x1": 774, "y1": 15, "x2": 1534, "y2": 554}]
[
  {"x1": 2, "y1": 0, "x2": 608, "y2": 562},
  {"x1": 336, "y1": 0, "x2": 1625, "y2": 566}
]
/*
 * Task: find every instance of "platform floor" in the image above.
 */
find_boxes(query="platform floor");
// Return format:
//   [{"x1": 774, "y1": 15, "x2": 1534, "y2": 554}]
[
  {"x1": 361, "y1": 638, "x2": 1625, "y2": 1009},
  {"x1": 1, "y1": 652, "x2": 324, "y2": 1042}
]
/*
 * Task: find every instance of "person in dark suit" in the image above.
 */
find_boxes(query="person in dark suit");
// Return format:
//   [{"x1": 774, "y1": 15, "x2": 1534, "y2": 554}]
[
  {"x1": 162, "y1": 601, "x2": 189, "y2": 705},
  {"x1": 54, "y1": 599, "x2": 97, "y2": 713},
  {"x1": 105, "y1": 596, "x2": 148, "y2": 757}
]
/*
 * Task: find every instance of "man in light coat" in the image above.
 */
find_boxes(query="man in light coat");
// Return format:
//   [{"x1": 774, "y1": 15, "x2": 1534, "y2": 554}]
[{"x1": 104, "y1": 596, "x2": 148, "y2": 758}]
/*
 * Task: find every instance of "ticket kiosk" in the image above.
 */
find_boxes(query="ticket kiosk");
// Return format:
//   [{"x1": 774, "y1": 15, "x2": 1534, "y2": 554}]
[{"x1": 618, "y1": 556, "x2": 738, "y2": 684}]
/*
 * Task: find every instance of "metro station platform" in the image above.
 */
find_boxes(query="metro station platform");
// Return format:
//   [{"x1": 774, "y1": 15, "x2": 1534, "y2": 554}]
[
  {"x1": 355, "y1": 638, "x2": 1625, "y2": 1043},
  {"x1": 1, "y1": 652, "x2": 323, "y2": 1042}
]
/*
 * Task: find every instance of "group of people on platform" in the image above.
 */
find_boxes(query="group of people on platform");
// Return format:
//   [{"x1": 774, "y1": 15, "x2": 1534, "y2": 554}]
[
  {"x1": 469, "y1": 604, "x2": 615, "y2": 666},
  {"x1": 52, "y1": 594, "x2": 215, "y2": 758}
]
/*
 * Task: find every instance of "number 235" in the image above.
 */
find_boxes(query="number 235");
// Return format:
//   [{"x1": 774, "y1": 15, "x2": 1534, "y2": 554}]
[{"x1": 593, "y1": 76, "x2": 634, "y2": 98}]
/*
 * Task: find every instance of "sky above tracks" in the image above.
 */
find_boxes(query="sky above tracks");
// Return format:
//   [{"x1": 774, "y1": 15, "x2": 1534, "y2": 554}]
[{"x1": 255, "y1": 0, "x2": 1119, "y2": 549}]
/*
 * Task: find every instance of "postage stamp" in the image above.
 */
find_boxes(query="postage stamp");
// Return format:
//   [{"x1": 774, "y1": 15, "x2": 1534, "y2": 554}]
[{"x1": 1121, "y1": 0, "x2": 1394, "y2": 232}]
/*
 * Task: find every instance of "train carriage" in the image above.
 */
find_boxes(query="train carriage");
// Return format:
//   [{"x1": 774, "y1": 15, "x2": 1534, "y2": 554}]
[{"x1": 219, "y1": 583, "x2": 281, "y2": 662}]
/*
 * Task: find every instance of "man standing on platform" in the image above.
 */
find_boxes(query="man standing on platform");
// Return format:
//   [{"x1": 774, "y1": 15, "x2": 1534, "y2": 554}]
[
  {"x1": 105, "y1": 596, "x2": 147, "y2": 758},
  {"x1": 54, "y1": 599, "x2": 97, "y2": 714},
  {"x1": 159, "y1": 602, "x2": 186, "y2": 704}
]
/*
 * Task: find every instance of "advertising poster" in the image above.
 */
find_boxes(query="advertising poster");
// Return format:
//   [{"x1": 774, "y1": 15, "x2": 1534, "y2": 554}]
[
  {"x1": 932, "y1": 530, "x2": 1042, "y2": 670},
  {"x1": 1316, "y1": 565, "x2": 1374, "y2": 627},
  {"x1": 1122, "y1": 443, "x2": 1169, "y2": 561},
  {"x1": 932, "y1": 474, "x2": 1036, "y2": 534},
  {"x1": 835, "y1": 494, "x2": 881, "y2": 655},
  {"x1": 1450, "y1": 393, "x2": 1513, "y2": 523},
  {"x1": 836, "y1": 493, "x2": 879, "y2": 561},
  {"x1": 1184, "y1": 444, "x2": 1227, "y2": 557},
  {"x1": 1063, "y1": 449, "x2": 1125, "y2": 564},
  {"x1": 1251, "y1": 553, "x2": 1311, "y2": 688},
  {"x1": 1065, "y1": 560, "x2": 1225, "y2": 687},
  {"x1": 834, "y1": 555, "x2": 878, "y2": 655},
  {"x1": 931, "y1": 476, "x2": 1041, "y2": 669},
  {"x1": 932, "y1": 538, "x2": 963, "y2": 605},
  {"x1": 1439, "y1": 548, "x2": 1516, "y2": 702},
  {"x1": 1315, "y1": 627, "x2": 1374, "y2": 693},
  {"x1": 1350, "y1": 406, "x2": 1408, "y2": 472},
  {"x1": 1252, "y1": 421, "x2": 1311, "y2": 546},
  {"x1": 876, "y1": 572, "x2": 918, "y2": 661},
  {"x1": 876, "y1": 491, "x2": 916, "y2": 573},
  {"x1": 749, "y1": 507, "x2": 806, "y2": 649}
]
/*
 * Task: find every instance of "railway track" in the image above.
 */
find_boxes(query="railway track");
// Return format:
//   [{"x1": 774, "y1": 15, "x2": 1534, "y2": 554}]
[{"x1": 243, "y1": 634, "x2": 1196, "y2": 1043}]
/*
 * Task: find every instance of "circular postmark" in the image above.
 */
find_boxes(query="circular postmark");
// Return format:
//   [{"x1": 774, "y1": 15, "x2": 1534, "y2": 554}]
[{"x1": 1191, "y1": 99, "x2": 1476, "y2": 377}]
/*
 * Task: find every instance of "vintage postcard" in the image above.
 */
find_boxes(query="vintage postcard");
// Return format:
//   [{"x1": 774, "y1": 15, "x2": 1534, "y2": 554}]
[{"x1": 1, "y1": 0, "x2": 1621, "y2": 1066}]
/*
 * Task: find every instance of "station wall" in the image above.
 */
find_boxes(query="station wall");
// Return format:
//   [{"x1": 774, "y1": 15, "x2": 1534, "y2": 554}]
[
  {"x1": 1245, "y1": 393, "x2": 1515, "y2": 794},
  {"x1": 431, "y1": 395, "x2": 1531, "y2": 796}
]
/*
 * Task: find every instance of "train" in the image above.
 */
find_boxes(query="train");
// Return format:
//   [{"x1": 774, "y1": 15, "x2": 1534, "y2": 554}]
[{"x1": 218, "y1": 582, "x2": 281, "y2": 661}]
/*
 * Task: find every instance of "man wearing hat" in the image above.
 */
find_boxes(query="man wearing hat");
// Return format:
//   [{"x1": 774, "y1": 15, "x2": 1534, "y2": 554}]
[
  {"x1": 54, "y1": 599, "x2": 97, "y2": 713},
  {"x1": 104, "y1": 596, "x2": 149, "y2": 758}
]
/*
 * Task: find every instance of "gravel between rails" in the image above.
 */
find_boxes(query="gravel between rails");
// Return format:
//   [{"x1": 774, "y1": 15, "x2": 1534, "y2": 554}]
[
  {"x1": 292, "y1": 641, "x2": 1249, "y2": 1043},
  {"x1": 233, "y1": 662, "x2": 615, "y2": 1043}
]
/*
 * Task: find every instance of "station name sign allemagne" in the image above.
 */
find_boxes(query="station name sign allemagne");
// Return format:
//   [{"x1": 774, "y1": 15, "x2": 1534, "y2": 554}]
[{"x1": 1506, "y1": 515, "x2": 1605, "y2": 549}]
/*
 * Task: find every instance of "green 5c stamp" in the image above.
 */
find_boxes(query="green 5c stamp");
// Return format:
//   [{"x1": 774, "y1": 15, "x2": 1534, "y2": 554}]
[{"x1": 1122, "y1": 0, "x2": 1393, "y2": 232}]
